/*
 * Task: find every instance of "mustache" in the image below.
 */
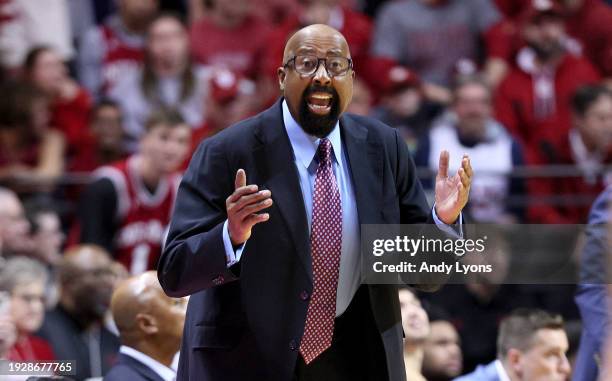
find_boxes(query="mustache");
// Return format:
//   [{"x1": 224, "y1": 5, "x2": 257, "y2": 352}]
[{"x1": 304, "y1": 85, "x2": 336, "y2": 97}]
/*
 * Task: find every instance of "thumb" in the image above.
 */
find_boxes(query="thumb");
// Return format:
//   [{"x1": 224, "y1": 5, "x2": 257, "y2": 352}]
[{"x1": 235, "y1": 169, "x2": 246, "y2": 189}]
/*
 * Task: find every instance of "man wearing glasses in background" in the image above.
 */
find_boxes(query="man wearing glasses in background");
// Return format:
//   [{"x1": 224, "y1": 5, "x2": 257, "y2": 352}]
[{"x1": 158, "y1": 24, "x2": 473, "y2": 381}]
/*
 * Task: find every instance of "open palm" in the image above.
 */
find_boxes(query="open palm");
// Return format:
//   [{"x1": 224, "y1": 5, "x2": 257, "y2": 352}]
[{"x1": 434, "y1": 150, "x2": 472, "y2": 224}]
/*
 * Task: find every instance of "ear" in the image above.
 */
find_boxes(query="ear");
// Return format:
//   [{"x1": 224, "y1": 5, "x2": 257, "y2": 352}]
[
  {"x1": 506, "y1": 348, "x2": 523, "y2": 377},
  {"x1": 277, "y1": 67, "x2": 286, "y2": 92},
  {"x1": 136, "y1": 313, "x2": 159, "y2": 335}
]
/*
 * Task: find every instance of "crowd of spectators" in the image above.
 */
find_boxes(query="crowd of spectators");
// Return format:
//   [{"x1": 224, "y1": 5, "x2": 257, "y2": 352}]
[{"x1": 1, "y1": 0, "x2": 612, "y2": 380}]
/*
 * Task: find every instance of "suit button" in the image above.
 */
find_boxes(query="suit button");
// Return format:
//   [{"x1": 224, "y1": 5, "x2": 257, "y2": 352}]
[
  {"x1": 289, "y1": 339, "x2": 298, "y2": 351},
  {"x1": 300, "y1": 291, "x2": 309, "y2": 301}
]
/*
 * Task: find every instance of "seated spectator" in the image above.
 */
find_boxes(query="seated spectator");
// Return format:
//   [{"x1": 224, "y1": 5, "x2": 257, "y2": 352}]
[
  {"x1": 0, "y1": 299, "x2": 17, "y2": 359},
  {"x1": 37, "y1": 245, "x2": 120, "y2": 381},
  {"x1": 78, "y1": 0, "x2": 159, "y2": 98},
  {"x1": 104, "y1": 271, "x2": 186, "y2": 381},
  {"x1": 0, "y1": 256, "x2": 54, "y2": 361},
  {"x1": 23, "y1": 46, "x2": 92, "y2": 157},
  {"x1": 110, "y1": 13, "x2": 210, "y2": 151},
  {"x1": 494, "y1": 1, "x2": 600, "y2": 170},
  {"x1": 528, "y1": 84, "x2": 612, "y2": 223},
  {"x1": 415, "y1": 75, "x2": 525, "y2": 223},
  {"x1": 0, "y1": 81, "x2": 65, "y2": 191},
  {"x1": 454, "y1": 308, "x2": 571, "y2": 381},
  {"x1": 0, "y1": 187, "x2": 33, "y2": 257},
  {"x1": 76, "y1": 109, "x2": 191, "y2": 275},
  {"x1": 422, "y1": 307, "x2": 463, "y2": 381},
  {"x1": 190, "y1": 0, "x2": 270, "y2": 79},
  {"x1": 371, "y1": 65, "x2": 443, "y2": 153},
  {"x1": 24, "y1": 198, "x2": 64, "y2": 266},
  {"x1": 371, "y1": 0, "x2": 501, "y2": 102},
  {"x1": 399, "y1": 287, "x2": 429, "y2": 381},
  {"x1": 70, "y1": 99, "x2": 128, "y2": 173}
]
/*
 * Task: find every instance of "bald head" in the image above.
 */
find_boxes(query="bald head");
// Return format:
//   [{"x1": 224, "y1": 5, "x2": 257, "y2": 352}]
[
  {"x1": 60, "y1": 244, "x2": 112, "y2": 281},
  {"x1": 282, "y1": 24, "x2": 351, "y2": 64},
  {"x1": 110, "y1": 271, "x2": 186, "y2": 356}
]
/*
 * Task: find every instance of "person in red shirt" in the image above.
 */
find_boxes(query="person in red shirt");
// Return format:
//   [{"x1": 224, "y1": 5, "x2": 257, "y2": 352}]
[
  {"x1": 0, "y1": 257, "x2": 55, "y2": 361},
  {"x1": 528, "y1": 84, "x2": 612, "y2": 223},
  {"x1": 23, "y1": 46, "x2": 92, "y2": 159},
  {"x1": 76, "y1": 109, "x2": 191, "y2": 274},
  {"x1": 494, "y1": 2, "x2": 600, "y2": 168}
]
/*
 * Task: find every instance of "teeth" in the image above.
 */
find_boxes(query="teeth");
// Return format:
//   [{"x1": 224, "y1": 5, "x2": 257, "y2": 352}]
[{"x1": 310, "y1": 94, "x2": 332, "y2": 100}]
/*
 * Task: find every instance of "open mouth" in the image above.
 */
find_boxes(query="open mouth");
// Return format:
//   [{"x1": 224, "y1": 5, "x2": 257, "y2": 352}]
[{"x1": 306, "y1": 92, "x2": 333, "y2": 115}]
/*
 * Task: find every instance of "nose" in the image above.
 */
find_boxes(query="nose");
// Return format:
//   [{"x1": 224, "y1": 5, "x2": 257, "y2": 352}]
[
  {"x1": 559, "y1": 354, "x2": 571, "y2": 376},
  {"x1": 312, "y1": 61, "x2": 331, "y2": 86}
]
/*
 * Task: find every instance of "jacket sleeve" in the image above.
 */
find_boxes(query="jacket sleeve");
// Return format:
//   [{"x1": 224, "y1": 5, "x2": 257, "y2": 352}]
[{"x1": 158, "y1": 137, "x2": 239, "y2": 297}]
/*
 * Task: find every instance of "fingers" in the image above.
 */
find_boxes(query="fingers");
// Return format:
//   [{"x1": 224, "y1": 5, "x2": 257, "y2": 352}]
[
  {"x1": 458, "y1": 167, "x2": 470, "y2": 189},
  {"x1": 234, "y1": 169, "x2": 246, "y2": 190},
  {"x1": 235, "y1": 196, "x2": 273, "y2": 220},
  {"x1": 230, "y1": 189, "x2": 271, "y2": 213},
  {"x1": 461, "y1": 155, "x2": 473, "y2": 179},
  {"x1": 438, "y1": 150, "x2": 449, "y2": 178},
  {"x1": 244, "y1": 212, "x2": 270, "y2": 227},
  {"x1": 228, "y1": 184, "x2": 259, "y2": 203}
]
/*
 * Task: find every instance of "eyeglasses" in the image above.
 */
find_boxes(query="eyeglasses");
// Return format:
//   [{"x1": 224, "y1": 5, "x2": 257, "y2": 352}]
[{"x1": 284, "y1": 55, "x2": 353, "y2": 77}]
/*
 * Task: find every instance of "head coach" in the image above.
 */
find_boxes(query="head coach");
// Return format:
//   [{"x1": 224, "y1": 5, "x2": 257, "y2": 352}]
[{"x1": 158, "y1": 24, "x2": 473, "y2": 381}]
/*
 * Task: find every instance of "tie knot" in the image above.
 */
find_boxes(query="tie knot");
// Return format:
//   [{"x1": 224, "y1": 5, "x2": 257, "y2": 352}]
[{"x1": 317, "y1": 138, "x2": 333, "y2": 164}]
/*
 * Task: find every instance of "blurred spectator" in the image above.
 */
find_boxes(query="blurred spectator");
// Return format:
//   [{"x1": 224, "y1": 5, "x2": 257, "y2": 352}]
[
  {"x1": 76, "y1": 109, "x2": 190, "y2": 275},
  {"x1": 528, "y1": 84, "x2": 612, "y2": 223},
  {"x1": 37, "y1": 245, "x2": 119, "y2": 381},
  {"x1": 111, "y1": 13, "x2": 210, "y2": 151},
  {"x1": 78, "y1": 0, "x2": 159, "y2": 98},
  {"x1": 415, "y1": 75, "x2": 525, "y2": 223},
  {"x1": 104, "y1": 271, "x2": 186, "y2": 381},
  {"x1": 188, "y1": 68, "x2": 254, "y2": 153},
  {"x1": 371, "y1": 0, "x2": 501, "y2": 102},
  {"x1": 70, "y1": 99, "x2": 128, "y2": 173},
  {"x1": 189, "y1": 0, "x2": 271, "y2": 79},
  {"x1": 24, "y1": 199, "x2": 64, "y2": 266},
  {"x1": 455, "y1": 308, "x2": 570, "y2": 381},
  {"x1": 24, "y1": 46, "x2": 92, "y2": 158},
  {"x1": 0, "y1": 257, "x2": 55, "y2": 361},
  {"x1": 399, "y1": 288, "x2": 429, "y2": 381},
  {"x1": 0, "y1": 291, "x2": 17, "y2": 359},
  {"x1": 422, "y1": 307, "x2": 463, "y2": 381},
  {"x1": 346, "y1": 77, "x2": 372, "y2": 116},
  {"x1": 494, "y1": 1, "x2": 600, "y2": 171},
  {"x1": 371, "y1": 65, "x2": 442, "y2": 153},
  {"x1": 0, "y1": 187, "x2": 33, "y2": 257},
  {"x1": 572, "y1": 185, "x2": 611, "y2": 381},
  {"x1": 264, "y1": 0, "x2": 372, "y2": 80},
  {"x1": 0, "y1": 81, "x2": 65, "y2": 190},
  {"x1": 0, "y1": 0, "x2": 73, "y2": 70}
]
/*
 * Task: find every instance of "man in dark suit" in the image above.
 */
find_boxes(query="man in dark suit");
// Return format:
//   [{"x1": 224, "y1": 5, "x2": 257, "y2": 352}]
[
  {"x1": 158, "y1": 24, "x2": 473, "y2": 381},
  {"x1": 105, "y1": 271, "x2": 186, "y2": 381}
]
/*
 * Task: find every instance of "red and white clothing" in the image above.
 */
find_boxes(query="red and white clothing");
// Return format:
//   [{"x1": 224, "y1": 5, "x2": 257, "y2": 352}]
[
  {"x1": 77, "y1": 156, "x2": 180, "y2": 274},
  {"x1": 78, "y1": 15, "x2": 145, "y2": 98}
]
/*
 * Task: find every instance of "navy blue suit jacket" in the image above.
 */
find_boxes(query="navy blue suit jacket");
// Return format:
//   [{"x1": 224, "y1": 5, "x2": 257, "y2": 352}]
[
  {"x1": 104, "y1": 353, "x2": 167, "y2": 381},
  {"x1": 158, "y1": 99, "x2": 439, "y2": 381}
]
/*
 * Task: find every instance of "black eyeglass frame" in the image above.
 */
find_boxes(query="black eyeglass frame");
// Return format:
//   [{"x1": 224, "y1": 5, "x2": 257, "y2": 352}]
[{"x1": 283, "y1": 55, "x2": 354, "y2": 77}]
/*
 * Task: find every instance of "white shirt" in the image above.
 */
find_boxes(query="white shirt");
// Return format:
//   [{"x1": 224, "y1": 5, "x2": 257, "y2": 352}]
[
  {"x1": 119, "y1": 345, "x2": 176, "y2": 381},
  {"x1": 495, "y1": 359, "x2": 511, "y2": 381}
]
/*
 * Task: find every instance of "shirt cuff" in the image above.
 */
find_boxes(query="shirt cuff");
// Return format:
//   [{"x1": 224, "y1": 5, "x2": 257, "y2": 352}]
[
  {"x1": 432, "y1": 205, "x2": 463, "y2": 238},
  {"x1": 222, "y1": 220, "x2": 246, "y2": 267}
]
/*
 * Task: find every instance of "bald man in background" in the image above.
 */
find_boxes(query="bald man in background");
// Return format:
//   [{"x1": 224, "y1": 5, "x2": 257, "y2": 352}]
[
  {"x1": 105, "y1": 271, "x2": 186, "y2": 381},
  {"x1": 159, "y1": 24, "x2": 471, "y2": 381}
]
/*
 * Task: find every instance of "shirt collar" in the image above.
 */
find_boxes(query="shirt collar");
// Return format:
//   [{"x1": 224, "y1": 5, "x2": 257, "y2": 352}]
[
  {"x1": 120, "y1": 345, "x2": 176, "y2": 381},
  {"x1": 282, "y1": 99, "x2": 342, "y2": 170},
  {"x1": 494, "y1": 360, "x2": 511, "y2": 381}
]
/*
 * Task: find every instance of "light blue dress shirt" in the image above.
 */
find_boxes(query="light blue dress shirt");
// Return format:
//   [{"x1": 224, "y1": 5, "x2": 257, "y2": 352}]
[{"x1": 222, "y1": 100, "x2": 461, "y2": 316}]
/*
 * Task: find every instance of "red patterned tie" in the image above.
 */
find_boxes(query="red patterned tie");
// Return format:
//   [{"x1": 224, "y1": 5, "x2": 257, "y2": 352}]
[{"x1": 299, "y1": 138, "x2": 343, "y2": 364}]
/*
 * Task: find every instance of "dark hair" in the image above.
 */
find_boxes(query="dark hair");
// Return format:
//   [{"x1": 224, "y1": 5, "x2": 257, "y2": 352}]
[
  {"x1": 0, "y1": 80, "x2": 46, "y2": 134},
  {"x1": 497, "y1": 308, "x2": 564, "y2": 357},
  {"x1": 24, "y1": 197, "x2": 58, "y2": 235},
  {"x1": 23, "y1": 45, "x2": 54, "y2": 73},
  {"x1": 141, "y1": 12, "x2": 195, "y2": 103},
  {"x1": 422, "y1": 302, "x2": 451, "y2": 323},
  {"x1": 144, "y1": 107, "x2": 187, "y2": 132},
  {"x1": 452, "y1": 74, "x2": 491, "y2": 102},
  {"x1": 91, "y1": 98, "x2": 122, "y2": 120},
  {"x1": 571, "y1": 84, "x2": 612, "y2": 117}
]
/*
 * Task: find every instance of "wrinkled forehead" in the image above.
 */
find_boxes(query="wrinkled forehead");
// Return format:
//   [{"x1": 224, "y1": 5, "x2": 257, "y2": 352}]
[{"x1": 283, "y1": 30, "x2": 350, "y2": 62}]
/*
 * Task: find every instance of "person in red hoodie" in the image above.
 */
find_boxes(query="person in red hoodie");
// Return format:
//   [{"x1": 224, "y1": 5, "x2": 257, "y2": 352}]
[
  {"x1": 0, "y1": 257, "x2": 55, "y2": 361},
  {"x1": 494, "y1": 1, "x2": 600, "y2": 168},
  {"x1": 528, "y1": 84, "x2": 612, "y2": 223},
  {"x1": 23, "y1": 45, "x2": 92, "y2": 160}
]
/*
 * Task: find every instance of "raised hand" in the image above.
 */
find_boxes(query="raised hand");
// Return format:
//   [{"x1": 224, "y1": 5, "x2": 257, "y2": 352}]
[
  {"x1": 434, "y1": 151, "x2": 472, "y2": 224},
  {"x1": 226, "y1": 169, "x2": 273, "y2": 246}
]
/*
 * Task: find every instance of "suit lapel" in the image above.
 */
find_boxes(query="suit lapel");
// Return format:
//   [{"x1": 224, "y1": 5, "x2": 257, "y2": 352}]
[
  {"x1": 253, "y1": 100, "x2": 312, "y2": 281},
  {"x1": 340, "y1": 115, "x2": 384, "y2": 225}
]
